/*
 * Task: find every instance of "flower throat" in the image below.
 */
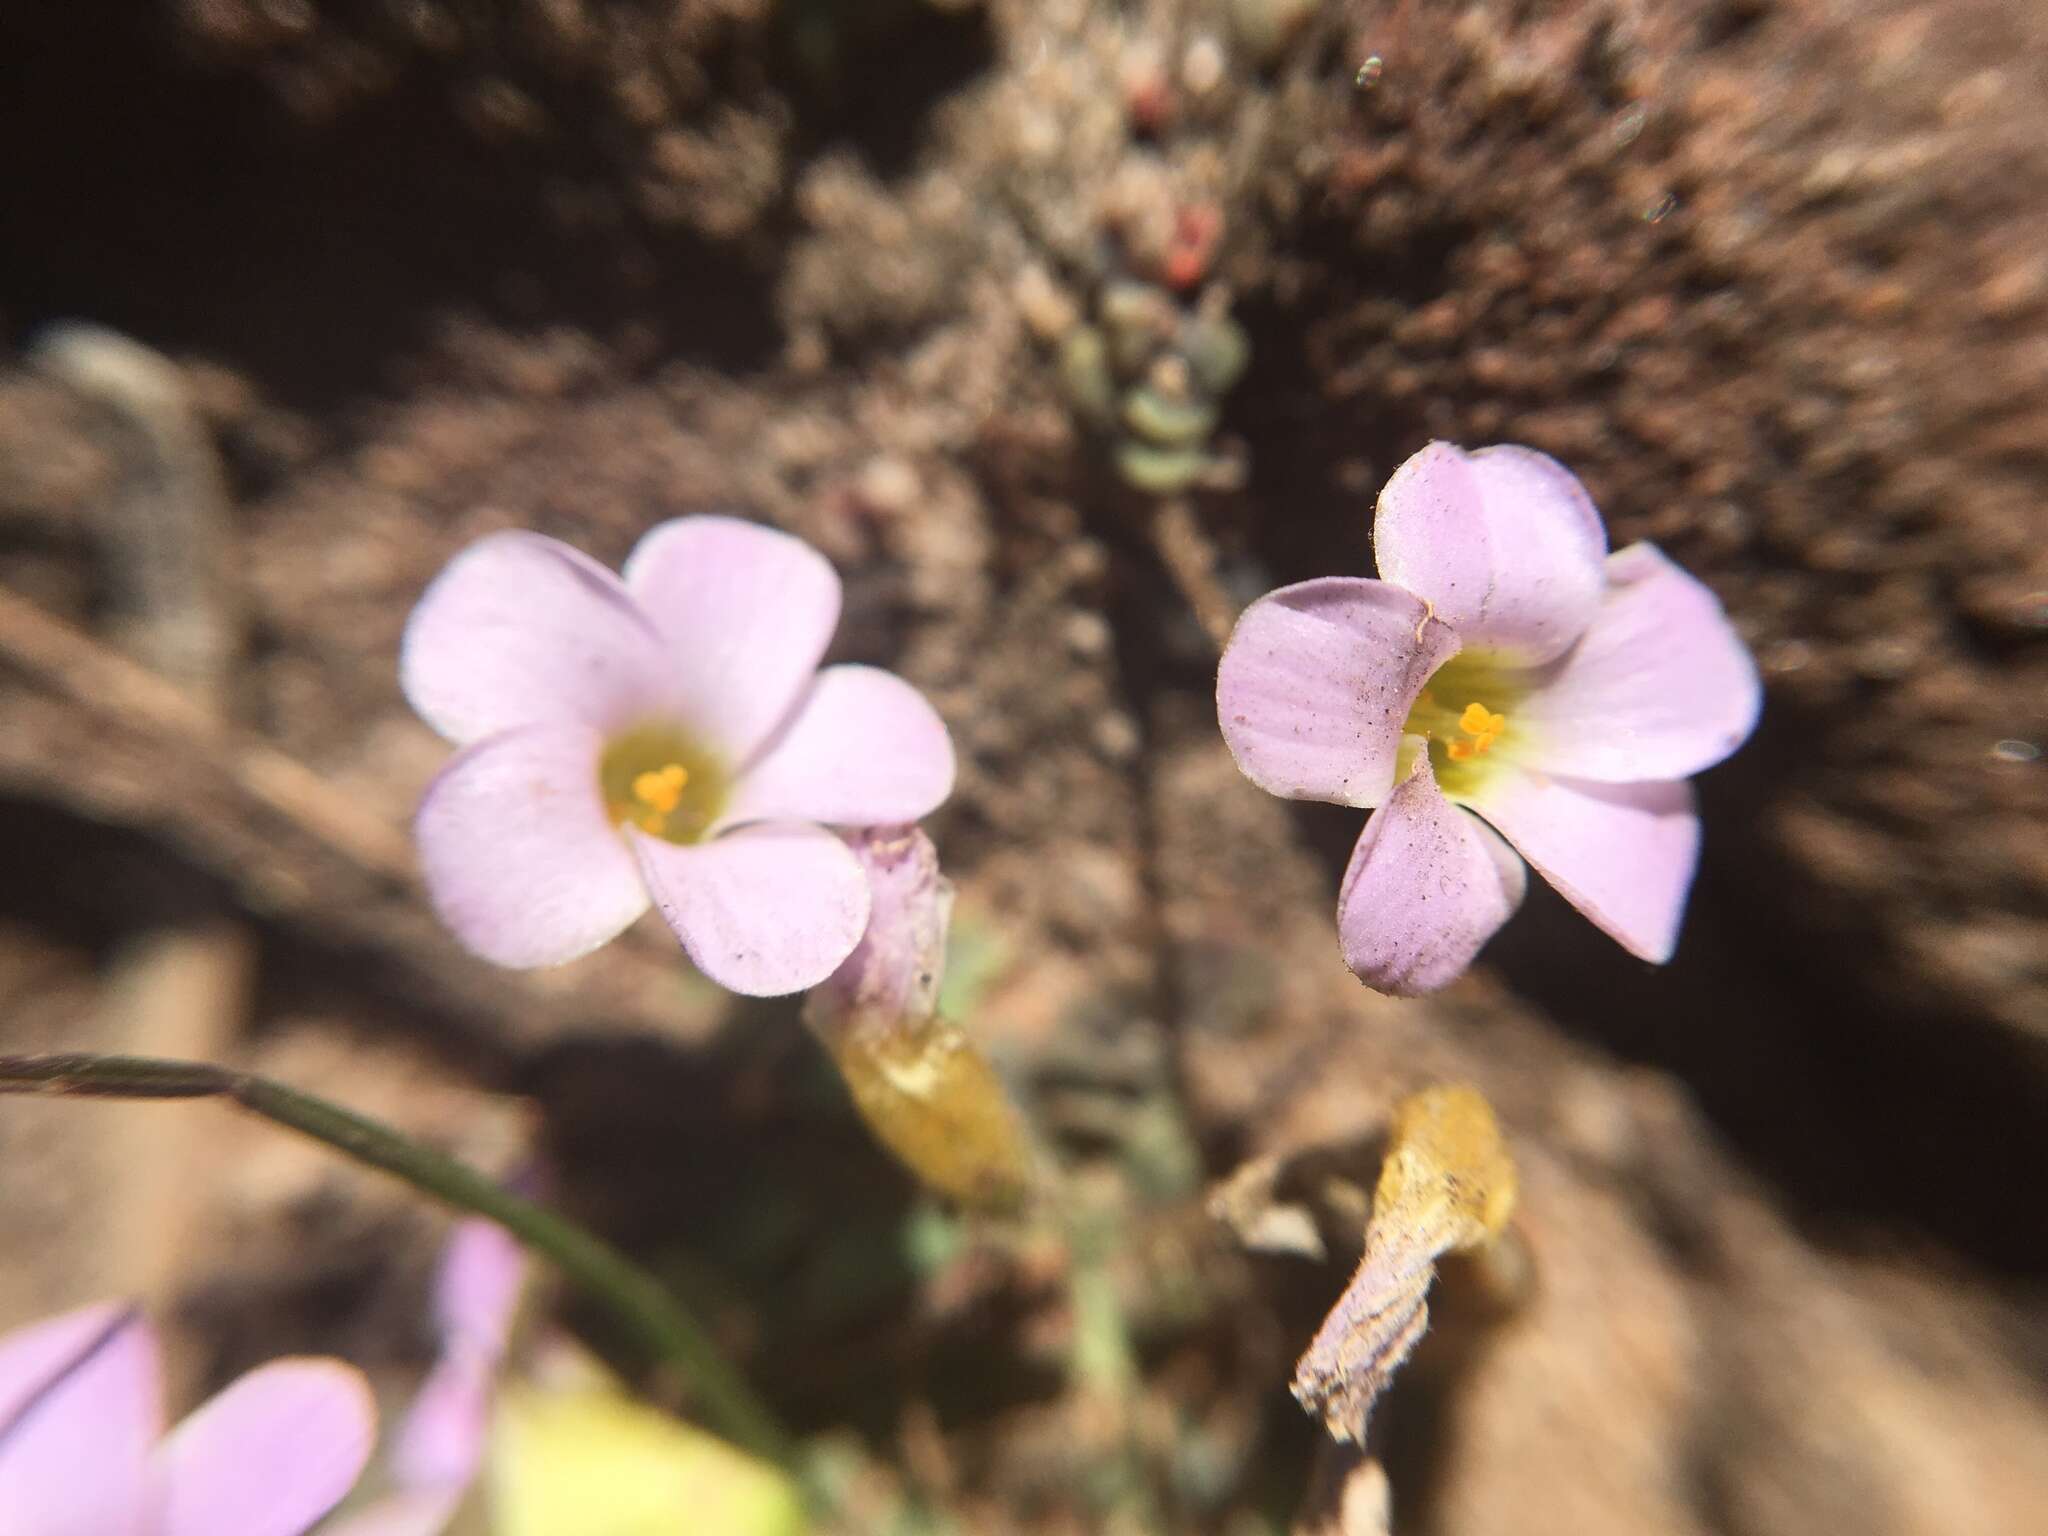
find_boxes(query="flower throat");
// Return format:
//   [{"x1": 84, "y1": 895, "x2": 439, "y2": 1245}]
[
  {"x1": 598, "y1": 724, "x2": 731, "y2": 844},
  {"x1": 1397, "y1": 654, "x2": 1527, "y2": 796}
]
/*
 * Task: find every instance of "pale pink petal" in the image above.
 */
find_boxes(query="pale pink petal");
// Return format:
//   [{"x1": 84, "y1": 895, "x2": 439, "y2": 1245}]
[
  {"x1": 388, "y1": 1353, "x2": 494, "y2": 1493},
  {"x1": 320, "y1": 1490, "x2": 465, "y2": 1536},
  {"x1": 720, "y1": 666, "x2": 955, "y2": 829},
  {"x1": 415, "y1": 725, "x2": 649, "y2": 968},
  {"x1": 632, "y1": 821, "x2": 869, "y2": 996},
  {"x1": 0, "y1": 1307, "x2": 157, "y2": 1536},
  {"x1": 1216, "y1": 577, "x2": 1459, "y2": 808},
  {"x1": 1336, "y1": 760, "x2": 1527, "y2": 995},
  {"x1": 1373, "y1": 442, "x2": 1607, "y2": 664},
  {"x1": 622, "y1": 515, "x2": 843, "y2": 764},
  {"x1": 385, "y1": 1219, "x2": 522, "y2": 1493},
  {"x1": 401, "y1": 531, "x2": 669, "y2": 745},
  {"x1": 1466, "y1": 769, "x2": 1699, "y2": 963},
  {"x1": 0, "y1": 1302, "x2": 129, "y2": 1427},
  {"x1": 434, "y1": 1219, "x2": 525, "y2": 1359},
  {"x1": 1507, "y1": 543, "x2": 1761, "y2": 782},
  {"x1": 157, "y1": 1359, "x2": 375, "y2": 1536}
]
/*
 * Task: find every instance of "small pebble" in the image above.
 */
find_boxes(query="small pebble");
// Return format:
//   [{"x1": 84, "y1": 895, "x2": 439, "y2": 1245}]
[
  {"x1": 1146, "y1": 353, "x2": 1195, "y2": 400},
  {"x1": 1182, "y1": 36, "x2": 1227, "y2": 97},
  {"x1": 1015, "y1": 263, "x2": 1080, "y2": 341},
  {"x1": 1094, "y1": 712, "x2": 1143, "y2": 762},
  {"x1": 1064, "y1": 613, "x2": 1114, "y2": 658},
  {"x1": 856, "y1": 455, "x2": 921, "y2": 514}
]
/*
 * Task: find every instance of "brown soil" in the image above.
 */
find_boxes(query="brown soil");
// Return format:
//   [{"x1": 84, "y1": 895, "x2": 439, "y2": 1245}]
[{"x1": 1, "y1": 2, "x2": 2043, "y2": 1533}]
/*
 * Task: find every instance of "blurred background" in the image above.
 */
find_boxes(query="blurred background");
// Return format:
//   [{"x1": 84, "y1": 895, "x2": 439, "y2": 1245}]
[{"x1": 1, "y1": 1, "x2": 2043, "y2": 1532}]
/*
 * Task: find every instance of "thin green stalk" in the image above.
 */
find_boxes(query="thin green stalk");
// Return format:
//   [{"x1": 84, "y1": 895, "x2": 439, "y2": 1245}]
[{"x1": 0, "y1": 1050, "x2": 792, "y2": 1467}]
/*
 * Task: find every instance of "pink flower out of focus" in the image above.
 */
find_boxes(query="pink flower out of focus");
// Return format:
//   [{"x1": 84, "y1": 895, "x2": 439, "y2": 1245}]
[
  {"x1": 326, "y1": 1219, "x2": 524, "y2": 1536},
  {"x1": 402, "y1": 516, "x2": 956, "y2": 996},
  {"x1": 0, "y1": 1303, "x2": 374, "y2": 1536},
  {"x1": 1216, "y1": 442, "x2": 1760, "y2": 993}
]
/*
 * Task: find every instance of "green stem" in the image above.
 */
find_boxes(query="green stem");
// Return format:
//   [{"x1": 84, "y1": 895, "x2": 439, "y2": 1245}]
[{"x1": 0, "y1": 1050, "x2": 793, "y2": 1467}]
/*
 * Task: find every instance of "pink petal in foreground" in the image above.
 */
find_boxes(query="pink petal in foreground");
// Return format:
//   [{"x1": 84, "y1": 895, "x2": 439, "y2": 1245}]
[
  {"x1": 434, "y1": 1219, "x2": 525, "y2": 1360},
  {"x1": 391, "y1": 1219, "x2": 522, "y2": 1496},
  {"x1": 1507, "y1": 543, "x2": 1762, "y2": 783},
  {"x1": 336, "y1": 1222, "x2": 523, "y2": 1531},
  {"x1": 1467, "y1": 769, "x2": 1699, "y2": 963},
  {"x1": 1337, "y1": 760, "x2": 1527, "y2": 995},
  {"x1": 1216, "y1": 577, "x2": 1458, "y2": 808},
  {"x1": 415, "y1": 724, "x2": 650, "y2": 968},
  {"x1": 157, "y1": 1359, "x2": 376, "y2": 1536},
  {"x1": 1373, "y1": 443, "x2": 1607, "y2": 664},
  {"x1": 401, "y1": 532, "x2": 668, "y2": 746},
  {"x1": 623, "y1": 516, "x2": 843, "y2": 765},
  {"x1": 721, "y1": 665, "x2": 955, "y2": 830},
  {"x1": 633, "y1": 820, "x2": 870, "y2": 996},
  {"x1": 388, "y1": 1352, "x2": 494, "y2": 1494},
  {"x1": 0, "y1": 1308, "x2": 158, "y2": 1536},
  {"x1": 0, "y1": 1302, "x2": 129, "y2": 1428}
]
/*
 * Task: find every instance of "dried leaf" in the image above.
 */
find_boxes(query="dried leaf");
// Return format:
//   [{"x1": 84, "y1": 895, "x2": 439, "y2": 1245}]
[{"x1": 1291, "y1": 1084, "x2": 1517, "y2": 1444}]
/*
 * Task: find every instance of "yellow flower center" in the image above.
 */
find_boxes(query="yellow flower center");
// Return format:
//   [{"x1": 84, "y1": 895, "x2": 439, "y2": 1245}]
[
  {"x1": 598, "y1": 725, "x2": 730, "y2": 845},
  {"x1": 1398, "y1": 654, "x2": 1526, "y2": 797},
  {"x1": 631, "y1": 764, "x2": 688, "y2": 817},
  {"x1": 1447, "y1": 701, "x2": 1509, "y2": 761}
]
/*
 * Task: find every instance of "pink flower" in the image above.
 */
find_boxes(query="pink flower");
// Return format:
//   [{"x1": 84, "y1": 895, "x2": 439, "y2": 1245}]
[
  {"x1": 1216, "y1": 442, "x2": 1760, "y2": 993},
  {"x1": 402, "y1": 516, "x2": 956, "y2": 996},
  {"x1": 325, "y1": 1220, "x2": 525, "y2": 1536},
  {"x1": 0, "y1": 1303, "x2": 375, "y2": 1536}
]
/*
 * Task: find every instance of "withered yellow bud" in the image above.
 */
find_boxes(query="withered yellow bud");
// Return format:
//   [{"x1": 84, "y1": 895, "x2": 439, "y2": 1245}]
[
  {"x1": 1291, "y1": 1084, "x2": 1517, "y2": 1445},
  {"x1": 804, "y1": 827, "x2": 1034, "y2": 1213},
  {"x1": 1371, "y1": 1082, "x2": 1518, "y2": 1249}
]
